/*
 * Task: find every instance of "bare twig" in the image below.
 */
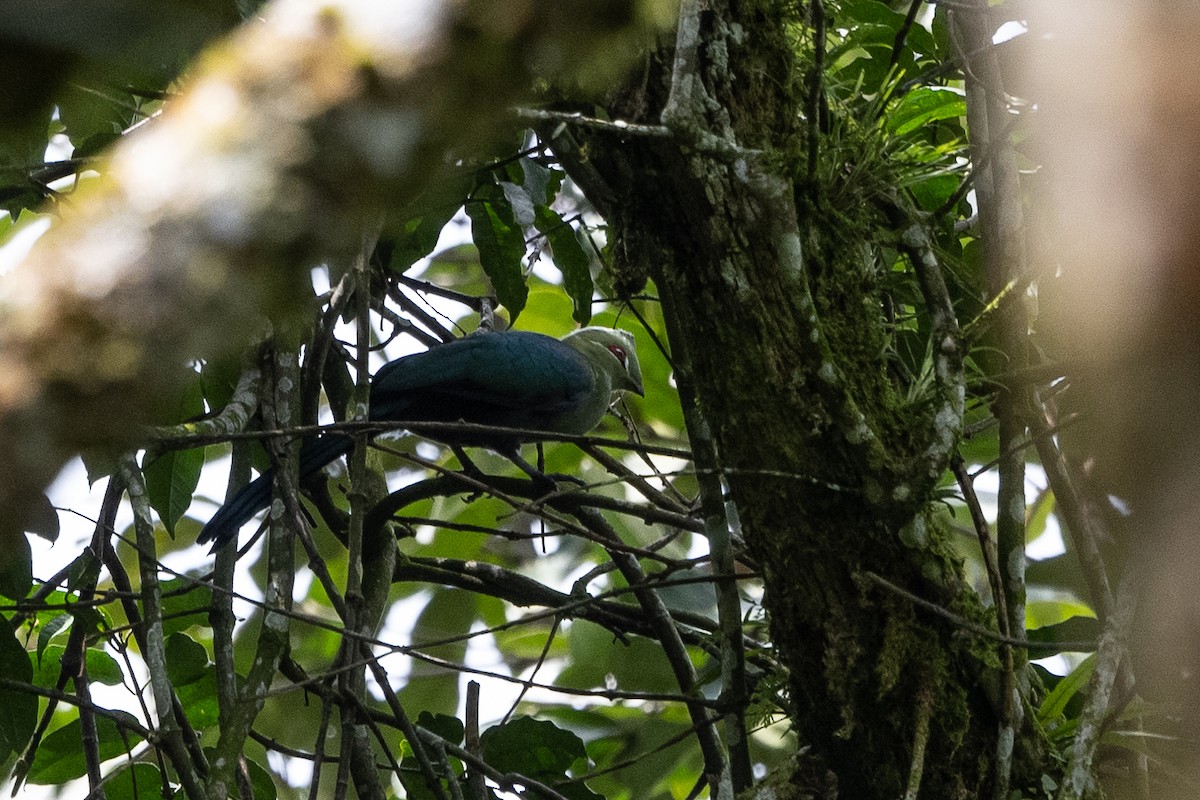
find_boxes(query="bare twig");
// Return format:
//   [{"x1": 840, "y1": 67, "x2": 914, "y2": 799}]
[
  {"x1": 1057, "y1": 571, "x2": 1137, "y2": 800},
  {"x1": 514, "y1": 107, "x2": 671, "y2": 139}
]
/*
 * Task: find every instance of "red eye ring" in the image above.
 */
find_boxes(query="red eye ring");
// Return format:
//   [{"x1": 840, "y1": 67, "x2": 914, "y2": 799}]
[{"x1": 606, "y1": 344, "x2": 627, "y2": 366}]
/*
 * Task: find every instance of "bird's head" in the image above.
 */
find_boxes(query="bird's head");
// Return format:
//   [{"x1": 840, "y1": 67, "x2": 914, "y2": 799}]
[{"x1": 562, "y1": 327, "x2": 645, "y2": 397}]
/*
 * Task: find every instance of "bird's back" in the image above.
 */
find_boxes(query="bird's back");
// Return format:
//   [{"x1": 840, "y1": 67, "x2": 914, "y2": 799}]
[{"x1": 368, "y1": 331, "x2": 595, "y2": 449}]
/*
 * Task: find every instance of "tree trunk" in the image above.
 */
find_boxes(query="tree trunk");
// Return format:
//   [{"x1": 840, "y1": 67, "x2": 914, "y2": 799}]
[{"x1": 549, "y1": 2, "x2": 1011, "y2": 796}]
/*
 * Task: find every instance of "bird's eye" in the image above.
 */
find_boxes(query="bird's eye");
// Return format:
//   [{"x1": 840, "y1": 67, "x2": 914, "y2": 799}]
[{"x1": 606, "y1": 344, "x2": 627, "y2": 366}]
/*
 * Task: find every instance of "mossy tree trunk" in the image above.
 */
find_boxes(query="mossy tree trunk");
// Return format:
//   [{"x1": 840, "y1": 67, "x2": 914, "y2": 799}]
[{"x1": 548, "y1": 2, "x2": 1019, "y2": 796}]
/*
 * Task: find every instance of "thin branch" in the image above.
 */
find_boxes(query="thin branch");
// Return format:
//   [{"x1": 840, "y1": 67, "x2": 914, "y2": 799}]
[
  {"x1": 951, "y1": 456, "x2": 1007, "y2": 626},
  {"x1": 571, "y1": 506, "x2": 730, "y2": 791},
  {"x1": 1025, "y1": 393, "x2": 1114, "y2": 619},
  {"x1": 951, "y1": 15, "x2": 1031, "y2": 795},
  {"x1": 207, "y1": 344, "x2": 300, "y2": 796},
  {"x1": 366, "y1": 655, "x2": 451, "y2": 800},
  {"x1": 859, "y1": 572, "x2": 1095, "y2": 652},
  {"x1": 119, "y1": 455, "x2": 206, "y2": 800},
  {"x1": 414, "y1": 726, "x2": 576, "y2": 800},
  {"x1": 806, "y1": 0, "x2": 827, "y2": 190},
  {"x1": 513, "y1": 107, "x2": 671, "y2": 139},
  {"x1": 885, "y1": 195, "x2": 966, "y2": 484},
  {"x1": 1057, "y1": 571, "x2": 1137, "y2": 800},
  {"x1": 465, "y1": 682, "x2": 487, "y2": 800},
  {"x1": 891, "y1": 0, "x2": 926, "y2": 68}
]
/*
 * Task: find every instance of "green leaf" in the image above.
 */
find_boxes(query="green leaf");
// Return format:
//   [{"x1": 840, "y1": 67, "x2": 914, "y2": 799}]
[
  {"x1": 144, "y1": 378, "x2": 206, "y2": 535},
  {"x1": 0, "y1": 527, "x2": 32, "y2": 600},
  {"x1": 400, "y1": 713, "x2": 467, "y2": 800},
  {"x1": 535, "y1": 207, "x2": 594, "y2": 324},
  {"x1": 35, "y1": 645, "x2": 124, "y2": 687},
  {"x1": 557, "y1": 620, "x2": 683, "y2": 694},
  {"x1": 417, "y1": 711, "x2": 465, "y2": 745},
  {"x1": 501, "y1": 181, "x2": 537, "y2": 227},
  {"x1": 177, "y1": 672, "x2": 221, "y2": 731},
  {"x1": 58, "y1": 84, "x2": 136, "y2": 148},
  {"x1": 466, "y1": 196, "x2": 528, "y2": 322},
  {"x1": 244, "y1": 753, "x2": 278, "y2": 800},
  {"x1": 71, "y1": 130, "x2": 120, "y2": 159},
  {"x1": 907, "y1": 173, "x2": 960, "y2": 212},
  {"x1": 481, "y1": 715, "x2": 588, "y2": 778},
  {"x1": 1027, "y1": 617, "x2": 1100, "y2": 656},
  {"x1": 24, "y1": 492, "x2": 60, "y2": 543},
  {"x1": 1037, "y1": 653, "x2": 1096, "y2": 727},
  {"x1": 0, "y1": 622, "x2": 36, "y2": 766},
  {"x1": 144, "y1": 443, "x2": 206, "y2": 535},
  {"x1": 27, "y1": 711, "x2": 144, "y2": 784},
  {"x1": 201, "y1": 356, "x2": 243, "y2": 416},
  {"x1": 519, "y1": 157, "x2": 562, "y2": 206},
  {"x1": 888, "y1": 87, "x2": 967, "y2": 136},
  {"x1": 398, "y1": 589, "x2": 475, "y2": 715},
  {"x1": 159, "y1": 578, "x2": 212, "y2": 638},
  {"x1": 98, "y1": 763, "x2": 161, "y2": 800},
  {"x1": 388, "y1": 209, "x2": 460, "y2": 272},
  {"x1": 36, "y1": 613, "x2": 71, "y2": 664},
  {"x1": 65, "y1": 548, "x2": 102, "y2": 594},
  {"x1": 165, "y1": 632, "x2": 209, "y2": 687}
]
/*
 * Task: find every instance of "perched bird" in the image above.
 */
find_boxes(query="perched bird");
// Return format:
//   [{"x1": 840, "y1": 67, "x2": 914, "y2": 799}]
[{"x1": 197, "y1": 327, "x2": 643, "y2": 549}]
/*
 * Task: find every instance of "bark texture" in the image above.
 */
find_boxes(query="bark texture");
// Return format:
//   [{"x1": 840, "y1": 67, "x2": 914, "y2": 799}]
[{"x1": 549, "y1": 2, "x2": 1005, "y2": 796}]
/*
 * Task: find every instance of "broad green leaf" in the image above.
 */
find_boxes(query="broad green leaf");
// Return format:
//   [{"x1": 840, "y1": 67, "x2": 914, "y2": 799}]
[
  {"x1": 481, "y1": 715, "x2": 588, "y2": 777},
  {"x1": 466, "y1": 196, "x2": 528, "y2": 322},
  {"x1": 417, "y1": 711, "x2": 465, "y2": 745},
  {"x1": 0, "y1": 527, "x2": 32, "y2": 600},
  {"x1": 27, "y1": 712, "x2": 144, "y2": 785},
  {"x1": 908, "y1": 173, "x2": 960, "y2": 212},
  {"x1": 144, "y1": 376, "x2": 206, "y2": 535},
  {"x1": 400, "y1": 712, "x2": 468, "y2": 800},
  {"x1": 888, "y1": 87, "x2": 967, "y2": 136},
  {"x1": 388, "y1": 208, "x2": 461, "y2": 273},
  {"x1": 36, "y1": 612, "x2": 71, "y2": 664},
  {"x1": 177, "y1": 672, "x2": 220, "y2": 731},
  {"x1": 1026, "y1": 599, "x2": 1096, "y2": 630},
  {"x1": 0, "y1": 623, "x2": 36, "y2": 766},
  {"x1": 557, "y1": 620, "x2": 683, "y2": 694},
  {"x1": 1025, "y1": 487, "x2": 1056, "y2": 546},
  {"x1": 501, "y1": 180, "x2": 537, "y2": 227},
  {"x1": 165, "y1": 632, "x2": 209, "y2": 686},
  {"x1": 159, "y1": 578, "x2": 212, "y2": 637},
  {"x1": 519, "y1": 157, "x2": 563, "y2": 206},
  {"x1": 201, "y1": 356, "x2": 242, "y2": 416},
  {"x1": 65, "y1": 548, "x2": 102, "y2": 594},
  {"x1": 57, "y1": 84, "x2": 135, "y2": 149},
  {"x1": 35, "y1": 645, "x2": 124, "y2": 687},
  {"x1": 535, "y1": 207, "x2": 593, "y2": 325},
  {"x1": 98, "y1": 763, "x2": 161, "y2": 800},
  {"x1": 245, "y1": 753, "x2": 278, "y2": 800},
  {"x1": 398, "y1": 589, "x2": 476, "y2": 716}
]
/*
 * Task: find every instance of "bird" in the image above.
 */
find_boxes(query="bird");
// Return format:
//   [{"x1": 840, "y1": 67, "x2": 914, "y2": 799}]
[{"x1": 197, "y1": 326, "x2": 644, "y2": 550}]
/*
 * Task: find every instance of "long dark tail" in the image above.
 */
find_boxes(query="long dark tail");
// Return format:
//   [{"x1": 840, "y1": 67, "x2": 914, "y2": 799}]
[{"x1": 197, "y1": 434, "x2": 354, "y2": 550}]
